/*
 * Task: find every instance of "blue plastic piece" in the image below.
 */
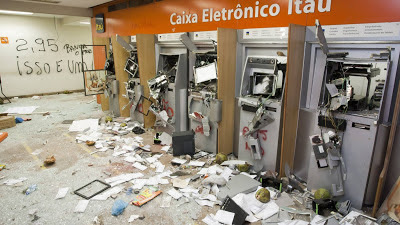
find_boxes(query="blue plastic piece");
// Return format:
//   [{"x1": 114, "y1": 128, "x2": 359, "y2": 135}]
[
  {"x1": 25, "y1": 184, "x2": 37, "y2": 195},
  {"x1": 111, "y1": 199, "x2": 128, "y2": 216},
  {"x1": 15, "y1": 117, "x2": 24, "y2": 123}
]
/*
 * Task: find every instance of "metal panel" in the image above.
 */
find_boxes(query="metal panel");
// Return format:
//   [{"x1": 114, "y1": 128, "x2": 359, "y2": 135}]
[
  {"x1": 188, "y1": 96, "x2": 218, "y2": 153},
  {"x1": 340, "y1": 115, "x2": 378, "y2": 209},
  {"x1": 364, "y1": 123, "x2": 390, "y2": 205},
  {"x1": 293, "y1": 108, "x2": 317, "y2": 181},
  {"x1": 233, "y1": 31, "x2": 288, "y2": 159},
  {"x1": 155, "y1": 52, "x2": 188, "y2": 132},
  {"x1": 238, "y1": 100, "x2": 283, "y2": 171}
]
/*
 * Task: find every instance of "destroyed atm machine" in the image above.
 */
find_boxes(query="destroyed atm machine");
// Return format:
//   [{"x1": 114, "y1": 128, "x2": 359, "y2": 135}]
[
  {"x1": 147, "y1": 32, "x2": 188, "y2": 133},
  {"x1": 115, "y1": 35, "x2": 144, "y2": 123},
  {"x1": 180, "y1": 31, "x2": 222, "y2": 154},
  {"x1": 104, "y1": 38, "x2": 120, "y2": 117},
  {"x1": 294, "y1": 21, "x2": 400, "y2": 209},
  {"x1": 235, "y1": 28, "x2": 288, "y2": 172}
]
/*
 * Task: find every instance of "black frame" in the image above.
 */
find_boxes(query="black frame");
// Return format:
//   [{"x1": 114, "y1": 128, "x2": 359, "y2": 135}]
[
  {"x1": 135, "y1": 95, "x2": 154, "y2": 116},
  {"x1": 74, "y1": 179, "x2": 111, "y2": 200}
]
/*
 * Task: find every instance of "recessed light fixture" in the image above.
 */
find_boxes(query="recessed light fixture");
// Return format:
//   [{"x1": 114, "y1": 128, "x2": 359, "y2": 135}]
[
  {"x1": 0, "y1": 10, "x2": 34, "y2": 15},
  {"x1": 80, "y1": 22, "x2": 91, "y2": 25}
]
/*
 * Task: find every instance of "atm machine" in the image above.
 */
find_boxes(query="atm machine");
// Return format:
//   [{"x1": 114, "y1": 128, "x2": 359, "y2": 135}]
[
  {"x1": 180, "y1": 31, "x2": 222, "y2": 154},
  {"x1": 235, "y1": 28, "x2": 288, "y2": 172},
  {"x1": 115, "y1": 35, "x2": 144, "y2": 123},
  {"x1": 294, "y1": 21, "x2": 400, "y2": 209},
  {"x1": 148, "y1": 32, "x2": 188, "y2": 133},
  {"x1": 104, "y1": 38, "x2": 120, "y2": 117}
]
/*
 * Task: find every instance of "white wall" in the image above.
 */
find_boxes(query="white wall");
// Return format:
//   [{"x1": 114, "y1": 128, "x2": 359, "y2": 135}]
[{"x1": 0, "y1": 15, "x2": 94, "y2": 96}]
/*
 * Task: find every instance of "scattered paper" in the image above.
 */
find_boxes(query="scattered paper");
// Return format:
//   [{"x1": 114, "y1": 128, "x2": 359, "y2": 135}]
[
  {"x1": 180, "y1": 187, "x2": 199, "y2": 194},
  {"x1": 128, "y1": 215, "x2": 140, "y2": 223},
  {"x1": 31, "y1": 149, "x2": 43, "y2": 156},
  {"x1": 92, "y1": 187, "x2": 122, "y2": 201},
  {"x1": 69, "y1": 119, "x2": 99, "y2": 132},
  {"x1": 167, "y1": 189, "x2": 183, "y2": 200},
  {"x1": 254, "y1": 201, "x2": 279, "y2": 220},
  {"x1": 212, "y1": 184, "x2": 219, "y2": 195},
  {"x1": 159, "y1": 132, "x2": 172, "y2": 145},
  {"x1": 198, "y1": 168, "x2": 209, "y2": 175},
  {"x1": 155, "y1": 162, "x2": 165, "y2": 173},
  {"x1": 311, "y1": 215, "x2": 325, "y2": 225},
  {"x1": 160, "y1": 196, "x2": 172, "y2": 208},
  {"x1": 105, "y1": 173, "x2": 144, "y2": 187},
  {"x1": 171, "y1": 158, "x2": 187, "y2": 165},
  {"x1": 146, "y1": 157, "x2": 157, "y2": 164},
  {"x1": 278, "y1": 220, "x2": 309, "y2": 225},
  {"x1": 188, "y1": 161, "x2": 206, "y2": 167},
  {"x1": 3, "y1": 106, "x2": 39, "y2": 114},
  {"x1": 214, "y1": 210, "x2": 235, "y2": 225},
  {"x1": 3, "y1": 177, "x2": 27, "y2": 186},
  {"x1": 221, "y1": 160, "x2": 250, "y2": 166},
  {"x1": 124, "y1": 156, "x2": 136, "y2": 163},
  {"x1": 195, "y1": 199, "x2": 215, "y2": 207},
  {"x1": 161, "y1": 146, "x2": 170, "y2": 152},
  {"x1": 173, "y1": 178, "x2": 189, "y2": 189},
  {"x1": 203, "y1": 215, "x2": 222, "y2": 225},
  {"x1": 131, "y1": 179, "x2": 147, "y2": 190},
  {"x1": 133, "y1": 162, "x2": 147, "y2": 171},
  {"x1": 74, "y1": 200, "x2": 89, "y2": 213},
  {"x1": 221, "y1": 167, "x2": 233, "y2": 181},
  {"x1": 55, "y1": 187, "x2": 69, "y2": 199},
  {"x1": 141, "y1": 145, "x2": 151, "y2": 151}
]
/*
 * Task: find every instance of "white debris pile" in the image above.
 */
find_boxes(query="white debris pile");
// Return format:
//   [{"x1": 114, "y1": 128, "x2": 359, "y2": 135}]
[{"x1": 67, "y1": 117, "x2": 374, "y2": 225}]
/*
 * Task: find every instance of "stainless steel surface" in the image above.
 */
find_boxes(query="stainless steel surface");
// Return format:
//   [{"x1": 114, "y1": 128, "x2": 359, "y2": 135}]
[
  {"x1": 238, "y1": 99, "x2": 283, "y2": 171},
  {"x1": 364, "y1": 123, "x2": 390, "y2": 205},
  {"x1": 298, "y1": 26, "x2": 400, "y2": 209},
  {"x1": 233, "y1": 30, "x2": 288, "y2": 161},
  {"x1": 293, "y1": 108, "x2": 317, "y2": 181}
]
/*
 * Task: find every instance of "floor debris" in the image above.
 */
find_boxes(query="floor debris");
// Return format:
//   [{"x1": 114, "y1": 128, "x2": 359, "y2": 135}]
[
  {"x1": 43, "y1": 155, "x2": 56, "y2": 165},
  {"x1": 55, "y1": 187, "x2": 69, "y2": 199},
  {"x1": 111, "y1": 199, "x2": 128, "y2": 216},
  {"x1": 74, "y1": 200, "x2": 90, "y2": 213},
  {"x1": 1, "y1": 93, "x2": 385, "y2": 224}
]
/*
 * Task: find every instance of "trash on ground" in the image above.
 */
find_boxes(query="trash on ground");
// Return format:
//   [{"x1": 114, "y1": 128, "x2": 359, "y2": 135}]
[
  {"x1": 74, "y1": 180, "x2": 111, "y2": 199},
  {"x1": 23, "y1": 184, "x2": 37, "y2": 195},
  {"x1": 111, "y1": 199, "x2": 128, "y2": 216},
  {"x1": 128, "y1": 215, "x2": 140, "y2": 223},
  {"x1": 44, "y1": 155, "x2": 56, "y2": 165},
  {"x1": 55, "y1": 187, "x2": 69, "y2": 199},
  {"x1": 168, "y1": 188, "x2": 183, "y2": 200},
  {"x1": 3, "y1": 177, "x2": 27, "y2": 186},
  {"x1": 74, "y1": 200, "x2": 90, "y2": 213},
  {"x1": 131, "y1": 186, "x2": 161, "y2": 206}
]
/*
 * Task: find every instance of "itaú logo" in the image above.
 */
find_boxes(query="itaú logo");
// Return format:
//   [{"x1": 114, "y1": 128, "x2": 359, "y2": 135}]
[{"x1": 170, "y1": 12, "x2": 198, "y2": 25}]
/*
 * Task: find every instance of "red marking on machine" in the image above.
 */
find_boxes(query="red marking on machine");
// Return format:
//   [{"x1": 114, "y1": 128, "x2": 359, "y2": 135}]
[
  {"x1": 195, "y1": 125, "x2": 204, "y2": 134},
  {"x1": 161, "y1": 99, "x2": 174, "y2": 118},
  {"x1": 243, "y1": 127, "x2": 268, "y2": 156},
  {"x1": 138, "y1": 104, "x2": 143, "y2": 113}
]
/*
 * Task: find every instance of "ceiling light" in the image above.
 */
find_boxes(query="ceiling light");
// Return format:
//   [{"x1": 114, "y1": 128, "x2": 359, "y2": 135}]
[
  {"x1": 80, "y1": 22, "x2": 91, "y2": 25},
  {"x1": 0, "y1": 10, "x2": 34, "y2": 15}
]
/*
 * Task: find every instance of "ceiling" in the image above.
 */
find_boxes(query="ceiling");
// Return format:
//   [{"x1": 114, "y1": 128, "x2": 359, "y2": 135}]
[
  {"x1": 10, "y1": 0, "x2": 114, "y2": 8},
  {"x1": 0, "y1": 0, "x2": 114, "y2": 17}
]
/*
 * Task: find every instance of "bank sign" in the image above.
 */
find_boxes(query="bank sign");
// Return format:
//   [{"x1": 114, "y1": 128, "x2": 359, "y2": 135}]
[{"x1": 170, "y1": 0, "x2": 332, "y2": 25}]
